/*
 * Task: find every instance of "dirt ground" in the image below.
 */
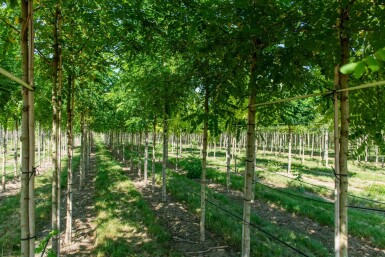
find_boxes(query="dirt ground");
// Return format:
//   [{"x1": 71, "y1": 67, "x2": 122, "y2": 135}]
[
  {"x1": 128, "y1": 173, "x2": 239, "y2": 256},
  {"x1": 57, "y1": 149, "x2": 385, "y2": 256},
  {"x1": 61, "y1": 152, "x2": 97, "y2": 256},
  {"x1": 3, "y1": 147, "x2": 384, "y2": 257}
]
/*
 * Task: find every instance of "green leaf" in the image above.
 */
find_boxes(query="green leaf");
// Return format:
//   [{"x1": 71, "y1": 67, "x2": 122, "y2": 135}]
[
  {"x1": 340, "y1": 62, "x2": 358, "y2": 74},
  {"x1": 354, "y1": 61, "x2": 365, "y2": 79},
  {"x1": 365, "y1": 56, "x2": 381, "y2": 72},
  {"x1": 374, "y1": 49, "x2": 385, "y2": 62}
]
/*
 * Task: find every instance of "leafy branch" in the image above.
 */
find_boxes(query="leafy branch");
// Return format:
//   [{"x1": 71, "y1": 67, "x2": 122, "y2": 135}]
[{"x1": 340, "y1": 47, "x2": 385, "y2": 79}]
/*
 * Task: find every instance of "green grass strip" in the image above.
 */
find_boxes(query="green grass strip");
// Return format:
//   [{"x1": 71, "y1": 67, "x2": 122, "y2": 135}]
[
  {"x1": 0, "y1": 149, "x2": 80, "y2": 256},
  {"x1": 177, "y1": 156, "x2": 385, "y2": 249},
  {"x1": 94, "y1": 142, "x2": 181, "y2": 257}
]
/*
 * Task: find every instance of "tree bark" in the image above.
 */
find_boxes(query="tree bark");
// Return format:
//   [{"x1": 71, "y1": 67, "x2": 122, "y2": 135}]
[
  {"x1": 226, "y1": 130, "x2": 231, "y2": 192},
  {"x1": 287, "y1": 126, "x2": 292, "y2": 174},
  {"x1": 144, "y1": 126, "x2": 148, "y2": 185},
  {"x1": 65, "y1": 75, "x2": 74, "y2": 244},
  {"x1": 179, "y1": 132, "x2": 182, "y2": 156},
  {"x1": 310, "y1": 133, "x2": 314, "y2": 158},
  {"x1": 51, "y1": 5, "x2": 62, "y2": 254},
  {"x1": 79, "y1": 112, "x2": 85, "y2": 189},
  {"x1": 241, "y1": 42, "x2": 257, "y2": 257},
  {"x1": 301, "y1": 134, "x2": 305, "y2": 163},
  {"x1": 138, "y1": 131, "x2": 142, "y2": 178},
  {"x1": 2, "y1": 121, "x2": 7, "y2": 191},
  {"x1": 37, "y1": 123, "x2": 41, "y2": 166},
  {"x1": 162, "y1": 102, "x2": 169, "y2": 202},
  {"x1": 130, "y1": 133, "x2": 134, "y2": 172},
  {"x1": 200, "y1": 86, "x2": 209, "y2": 242},
  {"x1": 333, "y1": 65, "x2": 341, "y2": 257},
  {"x1": 13, "y1": 120, "x2": 18, "y2": 179},
  {"x1": 152, "y1": 117, "x2": 156, "y2": 190},
  {"x1": 20, "y1": 0, "x2": 35, "y2": 255},
  {"x1": 338, "y1": 2, "x2": 351, "y2": 256},
  {"x1": 325, "y1": 129, "x2": 329, "y2": 167}
]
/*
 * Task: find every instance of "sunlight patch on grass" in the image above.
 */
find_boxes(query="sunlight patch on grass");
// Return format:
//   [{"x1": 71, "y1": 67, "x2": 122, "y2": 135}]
[{"x1": 94, "y1": 141, "x2": 182, "y2": 257}]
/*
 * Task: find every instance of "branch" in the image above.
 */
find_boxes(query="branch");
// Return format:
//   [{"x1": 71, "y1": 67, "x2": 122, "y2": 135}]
[
  {"x1": 0, "y1": 17, "x2": 19, "y2": 33},
  {"x1": 35, "y1": 47, "x2": 52, "y2": 66}
]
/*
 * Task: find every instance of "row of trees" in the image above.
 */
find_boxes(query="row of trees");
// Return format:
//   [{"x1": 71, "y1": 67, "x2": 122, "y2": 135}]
[{"x1": 1, "y1": 0, "x2": 385, "y2": 256}]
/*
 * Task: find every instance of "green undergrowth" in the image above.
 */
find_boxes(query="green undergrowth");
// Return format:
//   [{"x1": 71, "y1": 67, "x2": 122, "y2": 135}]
[
  {"x1": 94, "y1": 142, "x2": 181, "y2": 257},
  {"x1": 146, "y1": 160, "x2": 328, "y2": 257},
  {"x1": 0, "y1": 149, "x2": 80, "y2": 256},
  {"x1": 175, "y1": 155, "x2": 385, "y2": 249}
]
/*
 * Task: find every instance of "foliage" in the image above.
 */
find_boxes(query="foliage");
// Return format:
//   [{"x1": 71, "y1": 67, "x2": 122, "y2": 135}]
[
  {"x1": 365, "y1": 184, "x2": 385, "y2": 196},
  {"x1": 266, "y1": 160, "x2": 281, "y2": 173},
  {"x1": 340, "y1": 47, "x2": 385, "y2": 78},
  {"x1": 180, "y1": 157, "x2": 202, "y2": 179},
  {"x1": 35, "y1": 230, "x2": 59, "y2": 257}
]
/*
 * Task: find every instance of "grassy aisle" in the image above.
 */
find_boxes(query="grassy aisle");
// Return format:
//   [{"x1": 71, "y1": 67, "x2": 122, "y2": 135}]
[
  {"x1": 0, "y1": 150, "x2": 80, "y2": 256},
  {"x1": 94, "y1": 142, "x2": 181, "y2": 257},
  {"x1": 175, "y1": 155, "x2": 385, "y2": 249}
]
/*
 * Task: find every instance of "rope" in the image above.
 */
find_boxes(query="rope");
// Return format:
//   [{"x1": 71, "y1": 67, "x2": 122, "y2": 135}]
[
  {"x1": 20, "y1": 235, "x2": 36, "y2": 241},
  {"x1": 189, "y1": 190, "x2": 310, "y2": 257},
  {"x1": 259, "y1": 166, "x2": 385, "y2": 206},
  {"x1": 253, "y1": 179, "x2": 385, "y2": 213},
  {"x1": 182, "y1": 148, "x2": 385, "y2": 210},
  {"x1": 254, "y1": 179, "x2": 334, "y2": 205},
  {"x1": 250, "y1": 80, "x2": 385, "y2": 108}
]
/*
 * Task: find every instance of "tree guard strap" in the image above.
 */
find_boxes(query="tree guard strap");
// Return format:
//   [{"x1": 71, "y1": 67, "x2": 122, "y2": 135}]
[
  {"x1": 332, "y1": 166, "x2": 348, "y2": 180},
  {"x1": 21, "y1": 235, "x2": 36, "y2": 241}
]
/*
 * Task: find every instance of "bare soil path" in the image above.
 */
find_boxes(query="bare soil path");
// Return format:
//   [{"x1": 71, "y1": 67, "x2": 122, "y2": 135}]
[
  {"x1": 206, "y1": 181, "x2": 385, "y2": 257},
  {"x1": 0, "y1": 160, "x2": 51, "y2": 202},
  {"x1": 119, "y1": 158, "x2": 239, "y2": 257},
  {"x1": 61, "y1": 151, "x2": 97, "y2": 256}
]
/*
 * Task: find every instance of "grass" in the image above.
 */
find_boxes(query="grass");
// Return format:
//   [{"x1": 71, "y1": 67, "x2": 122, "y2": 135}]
[
  {"x1": 119, "y1": 147, "x2": 329, "y2": 256},
  {"x1": 160, "y1": 168, "x2": 329, "y2": 256},
  {"x1": 101, "y1": 142, "x2": 385, "y2": 254},
  {"x1": 94, "y1": 141, "x2": 182, "y2": 257},
  {"x1": 0, "y1": 149, "x2": 80, "y2": 256},
  {"x1": 174, "y1": 153, "x2": 385, "y2": 249}
]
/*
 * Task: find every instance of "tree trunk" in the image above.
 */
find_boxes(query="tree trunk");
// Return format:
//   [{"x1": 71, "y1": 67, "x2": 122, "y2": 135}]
[
  {"x1": 251, "y1": 134, "x2": 257, "y2": 203},
  {"x1": 144, "y1": 126, "x2": 148, "y2": 185},
  {"x1": 13, "y1": 120, "x2": 18, "y2": 179},
  {"x1": 311, "y1": 133, "x2": 314, "y2": 158},
  {"x1": 37, "y1": 123, "x2": 41, "y2": 166},
  {"x1": 333, "y1": 65, "x2": 341, "y2": 257},
  {"x1": 122, "y1": 132, "x2": 125, "y2": 162},
  {"x1": 19, "y1": 0, "x2": 35, "y2": 255},
  {"x1": 179, "y1": 132, "x2": 182, "y2": 156},
  {"x1": 241, "y1": 42, "x2": 257, "y2": 257},
  {"x1": 152, "y1": 117, "x2": 156, "y2": 190},
  {"x1": 2, "y1": 122, "x2": 7, "y2": 191},
  {"x1": 325, "y1": 130, "x2": 329, "y2": 167},
  {"x1": 301, "y1": 134, "x2": 305, "y2": 163},
  {"x1": 200, "y1": 86, "x2": 209, "y2": 242},
  {"x1": 287, "y1": 126, "x2": 292, "y2": 174},
  {"x1": 299, "y1": 134, "x2": 303, "y2": 163},
  {"x1": 79, "y1": 112, "x2": 85, "y2": 189},
  {"x1": 87, "y1": 128, "x2": 90, "y2": 170},
  {"x1": 138, "y1": 131, "x2": 142, "y2": 178},
  {"x1": 364, "y1": 139, "x2": 368, "y2": 163},
  {"x1": 338, "y1": 3, "x2": 351, "y2": 256},
  {"x1": 226, "y1": 130, "x2": 231, "y2": 192},
  {"x1": 130, "y1": 133, "x2": 134, "y2": 172},
  {"x1": 162, "y1": 103, "x2": 169, "y2": 202},
  {"x1": 65, "y1": 75, "x2": 74, "y2": 244},
  {"x1": 51, "y1": 4, "x2": 62, "y2": 255}
]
